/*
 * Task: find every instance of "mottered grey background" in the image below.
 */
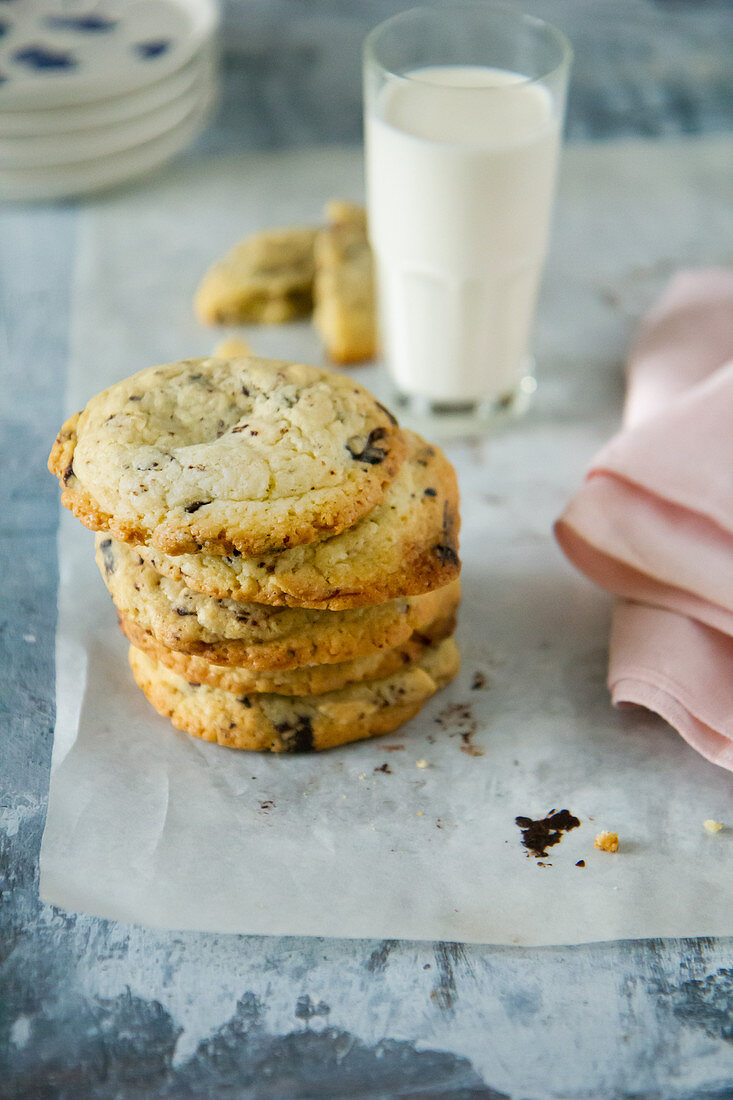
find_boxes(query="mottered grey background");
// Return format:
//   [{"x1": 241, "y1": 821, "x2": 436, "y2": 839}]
[{"x1": 1, "y1": 1, "x2": 732, "y2": 1097}]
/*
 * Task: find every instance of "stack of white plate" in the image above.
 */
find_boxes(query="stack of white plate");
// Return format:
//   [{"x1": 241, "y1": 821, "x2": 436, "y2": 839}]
[{"x1": 0, "y1": 0, "x2": 219, "y2": 201}]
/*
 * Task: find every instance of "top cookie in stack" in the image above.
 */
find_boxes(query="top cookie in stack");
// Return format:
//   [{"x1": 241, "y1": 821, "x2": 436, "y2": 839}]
[
  {"x1": 49, "y1": 355, "x2": 461, "y2": 753},
  {"x1": 49, "y1": 357, "x2": 406, "y2": 557}
]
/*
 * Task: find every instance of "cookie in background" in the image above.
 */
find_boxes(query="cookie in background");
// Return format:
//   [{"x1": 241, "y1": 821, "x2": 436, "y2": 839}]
[{"x1": 196, "y1": 201, "x2": 378, "y2": 364}]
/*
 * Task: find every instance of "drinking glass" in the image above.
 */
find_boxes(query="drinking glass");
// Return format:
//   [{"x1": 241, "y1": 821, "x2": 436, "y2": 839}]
[{"x1": 364, "y1": 3, "x2": 572, "y2": 434}]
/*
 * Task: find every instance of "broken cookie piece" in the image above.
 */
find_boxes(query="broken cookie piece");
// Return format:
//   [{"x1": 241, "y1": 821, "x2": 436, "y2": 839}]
[
  {"x1": 313, "y1": 202, "x2": 378, "y2": 364},
  {"x1": 195, "y1": 227, "x2": 317, "y2": 325}
]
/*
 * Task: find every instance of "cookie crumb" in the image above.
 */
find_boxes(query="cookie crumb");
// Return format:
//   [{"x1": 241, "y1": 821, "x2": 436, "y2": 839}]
[
  {"x1": 416, "y1": 758, "x2": 428, "y2": 768},
  {"x1": 703, "y1": 819, "x2": 723, "y2": 833},
  {"x1": 594, "y1": 830, "x2": 619, "y2": 852},
  {"x1": 213, "y1": 335, "x2": 252, "y2": 358},
  {"x1": 417, "y1": 811, "x2": 423, "y2": 816},
  {"x1": 23, "y1": 634, "x2": 36, "y2": 644}
]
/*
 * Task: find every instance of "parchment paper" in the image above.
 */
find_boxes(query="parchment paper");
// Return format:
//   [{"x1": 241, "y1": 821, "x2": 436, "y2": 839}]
[{"x1": 40, "y1": 141, "x2": 732, "y2": 943}]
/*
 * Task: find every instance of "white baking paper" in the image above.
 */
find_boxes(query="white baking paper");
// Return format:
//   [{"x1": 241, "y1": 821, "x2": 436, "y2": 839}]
[{"x1": 40, "y1": 141, "x2": 733, "y2": 943}]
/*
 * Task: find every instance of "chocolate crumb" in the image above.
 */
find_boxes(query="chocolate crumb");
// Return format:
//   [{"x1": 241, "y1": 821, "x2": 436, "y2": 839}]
[
  {"x1": 576, "y1": 860, "x2": 586, "y2": 867},
  {"x1": 260, "y1": 800, "x2": 275, "y2": 811},
  {"x1": 515, "y1": 809, "x2": 581, "y2": 858},
  {"x1": 471, "y1": 671, "x2": 487, "y2": 690},
  {"x1": 436, "y1": 702, "x2": 484, "y2": 756},
  {"x1": 374, "y1": 763, "x2": 392, "y2": 774}
]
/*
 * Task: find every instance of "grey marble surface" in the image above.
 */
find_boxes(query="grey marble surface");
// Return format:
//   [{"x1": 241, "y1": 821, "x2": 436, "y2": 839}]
[{"x1": 1, "y1": 2, "x2": 732, "y2": 1097}]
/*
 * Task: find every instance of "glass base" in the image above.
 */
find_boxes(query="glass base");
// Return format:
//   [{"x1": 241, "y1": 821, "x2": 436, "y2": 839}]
[{"x1": 392, "y1": 371, "x2": 537, "y2": 439}]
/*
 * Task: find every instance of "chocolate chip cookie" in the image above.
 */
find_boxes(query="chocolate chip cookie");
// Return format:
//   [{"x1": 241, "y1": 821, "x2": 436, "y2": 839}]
[
  {"x1": 129, "y1": 636, "x2": 460, "y2": 752},
  {"x1": 134, "y1": 429, "x2": 460, "y2": 609},
  {"x1": 96, "y1": 534, "x2": 461, "y2": 669},
  {"x1": 121, "y1": 609, "x2": 456, "y2": 695},
  {"x1": 49, "y1": 355, "x2": 406, "y2": 558}
]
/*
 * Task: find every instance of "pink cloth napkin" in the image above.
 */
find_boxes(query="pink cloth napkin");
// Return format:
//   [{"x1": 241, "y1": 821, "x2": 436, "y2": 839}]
[{"x1": 555, "y1": 269, "x2": 733, "y2": 771}]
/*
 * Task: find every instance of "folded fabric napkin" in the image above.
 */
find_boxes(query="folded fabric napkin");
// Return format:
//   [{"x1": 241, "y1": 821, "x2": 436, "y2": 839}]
[{"x1": 555, "y1": 269, "x2": 733, "y2": 771}]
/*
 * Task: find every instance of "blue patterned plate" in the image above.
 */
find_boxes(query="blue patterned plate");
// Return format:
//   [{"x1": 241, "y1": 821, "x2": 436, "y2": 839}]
[
  {"x1": 0, "y1": 64, "x2": 214, "y2": 165},
  {"x1": 0, "y1": 44, "x2": 214, "y2": 136},
  {"x1": 0, "y1": 0, "x2": 217, "y2": 108},
  {"x1": 0, "y1": 80, "x2": 216, "y2": 198}
]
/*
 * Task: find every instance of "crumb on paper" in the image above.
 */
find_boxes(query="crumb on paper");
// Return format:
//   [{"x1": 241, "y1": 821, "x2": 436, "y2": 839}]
[
  {"x1": 374, "y1": 763, "x2": 392, "y2": 774},
  {"x1": 213, "y1": 335, "x2": 253, "y2": 358},
  {"x1": 358, "y1": 773, "x2": 366, "y2": 780},
  {"x1": 23, "y1": 634, "x2": 36, "y2": 643},
  {"x1": 703, "y1": 819, "x2": 724, "y2": 833},
  {"x1": 416, "y1": 759, "x2": 428, "y2": 769},
  {"x1": 595, "y1": 830, "x2": 619, "y2": 852},
  {"x1": 417, "y1": 811, "x2": 423, "y2": 816}
]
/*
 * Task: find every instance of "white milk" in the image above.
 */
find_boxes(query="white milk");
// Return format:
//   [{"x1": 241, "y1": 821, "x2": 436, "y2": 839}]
[{"x1": 366, "y1": 66, "x2": 561, "y2": 404}]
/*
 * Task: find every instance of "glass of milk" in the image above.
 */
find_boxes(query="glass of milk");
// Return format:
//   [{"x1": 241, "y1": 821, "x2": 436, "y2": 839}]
[{"x1": 364, "y1": 3, "x2": 572, "y2": 434}]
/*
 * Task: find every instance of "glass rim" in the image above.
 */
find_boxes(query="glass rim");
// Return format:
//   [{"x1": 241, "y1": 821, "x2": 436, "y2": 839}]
[{"x1": 363, "y1": 1, "x2": 573, "y2": 90}]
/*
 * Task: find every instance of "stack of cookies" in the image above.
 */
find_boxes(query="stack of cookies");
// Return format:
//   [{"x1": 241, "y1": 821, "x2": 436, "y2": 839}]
[{"x1": 48, "y1": 356, "x2": 461, "y2": 753}]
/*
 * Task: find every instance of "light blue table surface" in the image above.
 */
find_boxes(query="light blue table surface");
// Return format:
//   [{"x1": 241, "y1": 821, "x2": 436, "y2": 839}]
[{"x1": 1, "y1": 2, "x2": 731, "y2": 1097}]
